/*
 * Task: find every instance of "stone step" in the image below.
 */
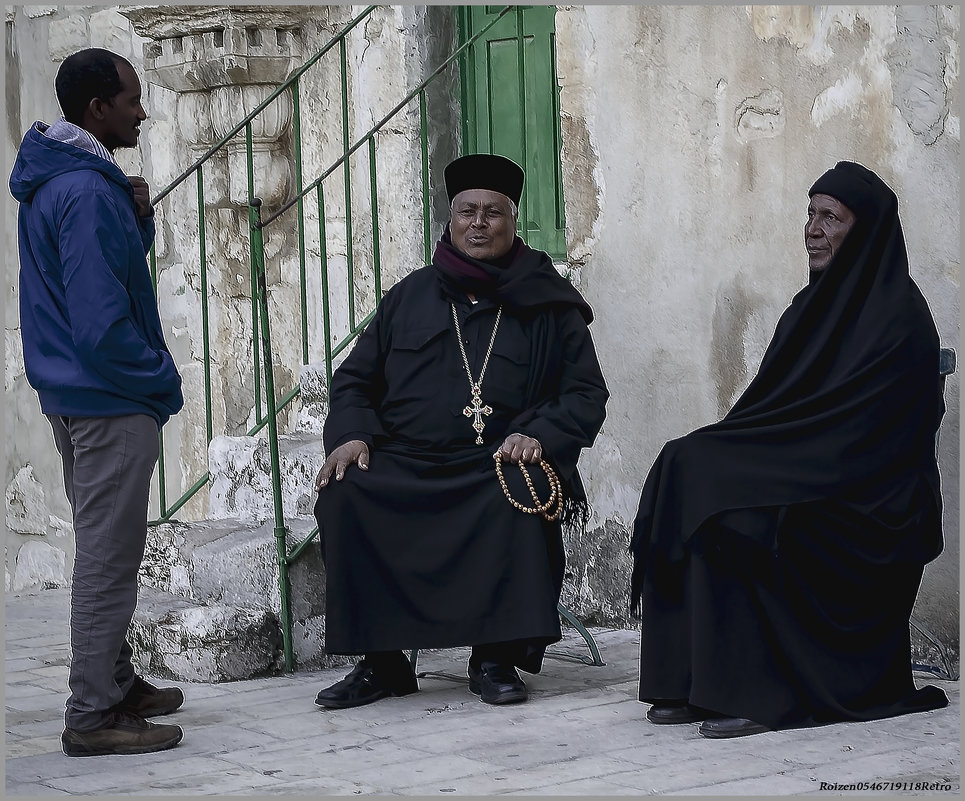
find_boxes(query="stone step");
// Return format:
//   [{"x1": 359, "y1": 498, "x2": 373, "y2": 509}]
[
  {"x1": 295, "y1": 361, "x2": 329, "y2": 435},
  {"x1": 207, "y1": 429, "x2": 323, "y2": 522},
  {"x1": 137, "y1": 516, "x2": 344, "y2": 678},
  {"x1": 133, "y1": 362, "x2": 338, "y2": 682},
  {"x1": 130, "y1": 585, "x2": 282, "y2": 682},
  {"x1": 141, "y1": 517, "x2": 316, "y2": 608},
  {"x1": 206, "y1": 362, "x2": 329, "y2": 522}
]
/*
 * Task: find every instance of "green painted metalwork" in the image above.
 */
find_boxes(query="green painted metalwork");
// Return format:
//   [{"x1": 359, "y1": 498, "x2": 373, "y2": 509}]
[
  {"x1": 459, "y1": 6, "x2": 566, "y2": 257},
  {"x1": 420, "y1": 90, "x2": 431, "y2": 265},
  {"x1": 146, "y1": 7, "x2": 379, "y2": 524},
  {"x1": 260, "y1": 6, "x2": 514, "y2": 227},
  {"x1": 556, "y1": 604, "x2": 605, "y2": 666},
  {"x1": 286, "y1": 525, "x2": 320, "y2": 563},
  {"x1": 249, "y1": 197, "x2": 295, "y2": 671},
  {"x1": 150, "y1": 6, "x2": 377, "y2": 209},
  {"x1": 407, "y1": 598, "x2": 606, "y2": 672},
  {"x1": 331, "y1": 307, "x2": 378, "y2": 358},
  {"x1": 291, "y1": 77, "x2": 309, "y2": 364},
  {"x1": 316, "y1": 185, "x2": 333, "y2": 390},
  {"x1": 368, "y1": 136, "x2": 382, "y2": 301},
  {"x1": 245, "y1": 123, "x2": 263, "y2": 426},
  {"x1": 149, "y1": 246, "x2": 167, "y2": 519},
  {"x1": 196, "y1": 166, "x2": 213, "y2": 443},
  {"x1": 150, "y1": 473, "x2": 210, "y2": 526},
  {"x1": 340, "y1": 36, "x2": 356, "y2": 332},
  {"x1": 515, "y1": 6, "x2": 529, "y2": 236},
  {"x1": 255, "y1": 5, "x2": 517, "y2": 671}
]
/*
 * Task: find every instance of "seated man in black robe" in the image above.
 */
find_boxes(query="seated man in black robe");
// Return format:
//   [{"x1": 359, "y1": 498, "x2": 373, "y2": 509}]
[
  {"x1": 312, "y1": 154, "x2": 608, "y2": 708},
  {"x1": 630, "y1": 161, "x2": 949, "y2": 738}
]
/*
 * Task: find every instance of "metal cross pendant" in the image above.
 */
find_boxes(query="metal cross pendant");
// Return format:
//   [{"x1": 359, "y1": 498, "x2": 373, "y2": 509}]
[{"x1": 463, "y1": 383, "x2": 493, "y2": 445}]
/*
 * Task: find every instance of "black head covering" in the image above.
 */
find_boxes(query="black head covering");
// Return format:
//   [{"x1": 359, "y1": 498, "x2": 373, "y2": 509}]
[
  {"x1": 445, "y1": 154, "x2": 524, "y2": 205},
  {"x1": 808, "y1": 160, "x2": 884, "y2": 220},
  {"x1": 629, "y1": 161, "x2": 944, "y2": 611}
]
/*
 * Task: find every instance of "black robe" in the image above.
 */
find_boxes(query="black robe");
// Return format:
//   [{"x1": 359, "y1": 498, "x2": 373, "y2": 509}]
[
  {"x1": 630, "y1": 162, "x2": 949, "y2": 729},
  {"x1": 315, "y1": 244, "x2": 608, "y2": 673}
]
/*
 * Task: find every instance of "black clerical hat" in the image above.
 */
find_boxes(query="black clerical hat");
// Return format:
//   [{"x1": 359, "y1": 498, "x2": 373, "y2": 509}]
[{"x1": 444, "y1": 154, "x2": 524, "y2": 205}]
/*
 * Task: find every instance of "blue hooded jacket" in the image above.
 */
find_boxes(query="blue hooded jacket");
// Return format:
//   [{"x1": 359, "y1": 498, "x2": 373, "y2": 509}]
[{"x1": 10, "y1": 123, "x2": 182, "y2": 427}]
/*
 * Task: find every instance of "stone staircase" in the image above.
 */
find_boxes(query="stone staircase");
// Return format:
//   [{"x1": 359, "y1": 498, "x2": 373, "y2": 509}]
[{"x1": 131, "y1": 365, "x2": 351, "y2": 682}]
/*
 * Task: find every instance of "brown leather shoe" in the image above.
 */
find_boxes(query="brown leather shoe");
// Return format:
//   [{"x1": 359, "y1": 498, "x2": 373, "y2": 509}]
[
  {"x1": 115, "y1": 675, "x2": 184, "y2": 717},
  {"x1": 62, "y1": 711, "x2": 183, "y2": 756}
]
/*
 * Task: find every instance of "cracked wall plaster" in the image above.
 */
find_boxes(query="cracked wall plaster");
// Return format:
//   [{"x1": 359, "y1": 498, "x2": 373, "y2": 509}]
[
  {"x1": 886, "y1": 6, "x2": 951, "y2": 145},
  {"x1": 735, "y1": 88, "x2": 785, "y2": 142}
]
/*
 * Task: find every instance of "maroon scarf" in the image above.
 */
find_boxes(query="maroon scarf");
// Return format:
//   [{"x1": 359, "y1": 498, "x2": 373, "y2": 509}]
[{"x1": 432, "y1": 226, "x2": 593, "y2": 323}]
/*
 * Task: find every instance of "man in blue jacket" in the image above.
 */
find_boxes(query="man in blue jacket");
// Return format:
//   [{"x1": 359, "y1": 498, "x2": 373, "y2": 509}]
[{"x1": 10, "y1": 48, "x2": 185, "y2": 757}]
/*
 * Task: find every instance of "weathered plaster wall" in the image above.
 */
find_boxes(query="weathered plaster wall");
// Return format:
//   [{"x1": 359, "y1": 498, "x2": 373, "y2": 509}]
[{"x1": 556, "y1": 5, "x2": 959, "y2": 651}]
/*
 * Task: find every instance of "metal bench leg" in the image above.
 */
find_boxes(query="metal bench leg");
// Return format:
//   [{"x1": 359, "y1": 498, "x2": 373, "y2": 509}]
[
  {"x1": 557, "y1": 602, "x2": 605, "y2": 666},
  {"x1": 409, "y1": 605, "x2": 606, "y2": 672},
  {"x1": 909, "y1": 614, "x2": 959, "y2": 681}
]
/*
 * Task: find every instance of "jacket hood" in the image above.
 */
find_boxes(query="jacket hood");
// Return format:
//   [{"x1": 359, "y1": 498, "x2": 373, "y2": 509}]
[{"x1": 9, "y1": 122, "x2": 129, "y2": 203}]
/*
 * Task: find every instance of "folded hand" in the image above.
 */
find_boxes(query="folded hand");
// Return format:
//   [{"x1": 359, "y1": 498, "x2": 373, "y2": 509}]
[{"x1": 496, "y1": 433, "x2": 542, "y2": 465}]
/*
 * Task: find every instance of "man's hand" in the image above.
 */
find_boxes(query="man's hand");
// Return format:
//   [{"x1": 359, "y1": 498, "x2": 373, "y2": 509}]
[
  {"x1": 315, "y1": 440, "x2": 369, "y2": 490},
  {"x1": 128, "y1": 176, "x2": 153, "y2": 217},
  {"x1": 496, "y1": 433, "x2": 542, "y2": 465}
]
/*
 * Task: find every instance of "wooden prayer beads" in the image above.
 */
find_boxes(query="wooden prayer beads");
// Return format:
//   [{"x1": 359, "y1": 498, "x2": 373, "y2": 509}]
[{"x1": 493, "y1": 453, "x2": 562, "y2": 522}]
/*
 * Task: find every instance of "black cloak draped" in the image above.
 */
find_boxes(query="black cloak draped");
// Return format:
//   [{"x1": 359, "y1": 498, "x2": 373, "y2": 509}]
[
  {"x1": 314, "y1": 235, "x2": 608, "y2": 672},
  {"x1": 629, "y1": 162, "x2": 948, "y2": 728}
]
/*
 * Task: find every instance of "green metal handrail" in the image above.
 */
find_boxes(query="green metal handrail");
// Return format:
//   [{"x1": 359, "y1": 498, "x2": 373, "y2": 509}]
[
  {"x1": 148, "y1": 6, "x2": 378, "y2": 524},
  {"x1": 248, "y1": 196, "x2": 294, "y2": 671},
  {"x1": 258, "y1": 6, "x2": 514, "y2": 227}
]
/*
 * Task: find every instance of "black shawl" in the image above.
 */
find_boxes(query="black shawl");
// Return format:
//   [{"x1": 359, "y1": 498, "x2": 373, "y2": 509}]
[{"x1": 629, "y1": 161, "x2": 945, "y2": 611}]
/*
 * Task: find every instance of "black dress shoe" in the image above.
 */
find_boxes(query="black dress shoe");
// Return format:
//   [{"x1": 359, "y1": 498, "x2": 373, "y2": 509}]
[
  {"x1": 315, "y1": 660, "x2": 418, "y2": 709},
  {"x1": 468, "y1": 662, "x2": 528, "y2": 705},
  {"x1": 646, "y1": 702, "x2": 722, "y2": 725},
  {"x1": 698, "y1": 716, "x2": 770, "y2": 739}
]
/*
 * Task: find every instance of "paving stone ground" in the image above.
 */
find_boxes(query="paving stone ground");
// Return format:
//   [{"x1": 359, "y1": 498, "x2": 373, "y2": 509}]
[{"x1": 4, "y1": 588, "x2": 960, "y2": 796}]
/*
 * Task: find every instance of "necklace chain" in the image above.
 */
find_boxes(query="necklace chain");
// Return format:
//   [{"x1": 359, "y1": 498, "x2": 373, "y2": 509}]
[{"x1": 451, "y1": 303, "x2": 502, "y2": 444}]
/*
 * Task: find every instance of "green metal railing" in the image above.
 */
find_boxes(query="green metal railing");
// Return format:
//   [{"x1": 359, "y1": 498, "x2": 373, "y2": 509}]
[
  {"x1": 148, "y1": 6, "x2": 378, "y2": 524},
  {"x1": 148, "y1": 5, "x2": 602, "y2": 672}
]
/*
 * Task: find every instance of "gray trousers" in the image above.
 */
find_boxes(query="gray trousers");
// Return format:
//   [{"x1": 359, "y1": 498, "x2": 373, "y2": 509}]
[{"x1": 48, "y1": 414, "x2": 159, "y2": 732}]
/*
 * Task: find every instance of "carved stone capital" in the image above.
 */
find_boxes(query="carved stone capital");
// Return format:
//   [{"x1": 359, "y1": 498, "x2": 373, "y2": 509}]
[
  {"x1": 120, "y1": 5, "x2": 314, "y2": 206},
  {"x1": 121, "y1": 5, "x2": 312, "y2": 92}
]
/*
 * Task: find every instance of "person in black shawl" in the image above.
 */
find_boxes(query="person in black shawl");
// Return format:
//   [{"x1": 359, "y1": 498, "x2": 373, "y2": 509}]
[
  {"x1": 630, "y1": 161, "x2": 949, "y2": 738},
  {"x1": 312, "y1": 154, "x2": 608, "y2": 709}
]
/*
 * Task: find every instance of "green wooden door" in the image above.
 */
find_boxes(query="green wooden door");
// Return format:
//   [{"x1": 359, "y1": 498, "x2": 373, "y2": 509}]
[{"x1": 459, "y1": 6, "x2": 566, "y2": 259}]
